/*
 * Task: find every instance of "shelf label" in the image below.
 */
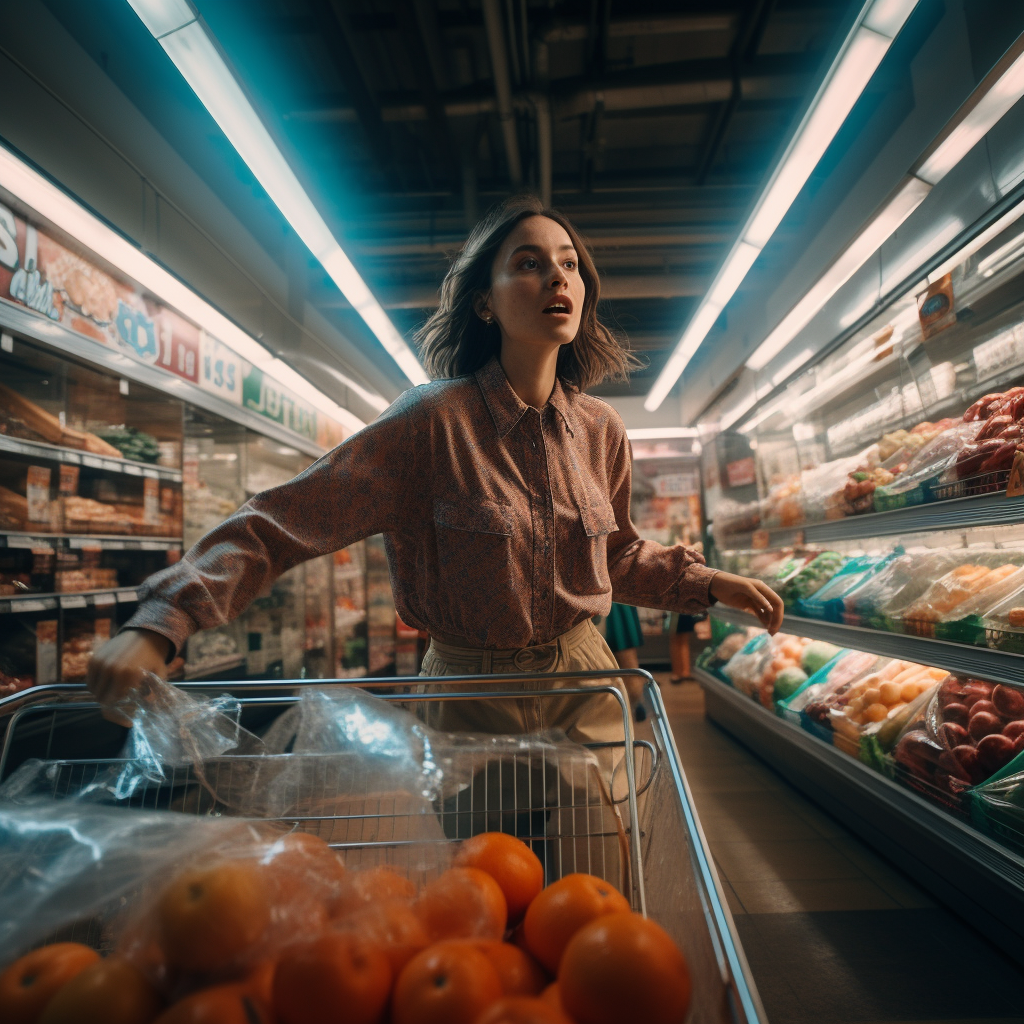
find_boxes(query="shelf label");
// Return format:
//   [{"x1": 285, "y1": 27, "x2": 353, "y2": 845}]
[
  {"x1": 123, "y1": 463, "x2": 142, "y2": 476},
  {"x1": 1007, "y1": 451, "x2": 1024, "y2": 498},
  {"x1": 117, "y1": 590, "x2": 139, "y2": 602},
  {"x1": 82, "y1": 455, "x2": 104, "y2": 469},
  {"x1": 7, "y1": 535, "x2": 53, "y2": 549},
  {"x1": 142, "y1": 467, "x2": 160, "y2": 479},
  {"x1": 93, "y1": 592, "x2": 116, "y2": 606},
  {"x1": 61, "y1": 450, "x2": 81, "y2": 465},
  {"x1": 60, "y1": 595, "x2": 87, "y2": 609},
  {"x1": 12, "y1": 598, "x2": 53, "y2": 612}
]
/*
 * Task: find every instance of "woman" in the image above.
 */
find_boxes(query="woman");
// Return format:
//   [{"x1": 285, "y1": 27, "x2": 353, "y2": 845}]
[{"x1": 87, "y1": 196, "x2": 783, "y2": 742}]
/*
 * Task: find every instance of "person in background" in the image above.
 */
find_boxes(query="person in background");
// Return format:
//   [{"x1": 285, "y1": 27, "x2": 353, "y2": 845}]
[
  {"x1": 602, "y1": 602, "x2": 644, "y2": 671},
  {"x1": 669, "y1": 611, "x2": 704, "y2": 684}
]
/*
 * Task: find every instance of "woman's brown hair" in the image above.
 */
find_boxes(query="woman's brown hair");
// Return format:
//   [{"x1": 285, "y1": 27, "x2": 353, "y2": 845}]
[{"x1": 416, "y1": 195, "x2": 641, "y2": 390}]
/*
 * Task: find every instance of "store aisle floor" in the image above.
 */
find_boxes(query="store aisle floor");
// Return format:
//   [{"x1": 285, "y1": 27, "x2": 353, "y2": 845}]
[{"x1": 657, "y1": 678, "x2": 1024, "y2": 1024}]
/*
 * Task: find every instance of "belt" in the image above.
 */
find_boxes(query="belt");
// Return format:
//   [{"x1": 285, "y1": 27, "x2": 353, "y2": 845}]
[{"x1": 427, "y1": 619, "x2": 593, "y2": 673}]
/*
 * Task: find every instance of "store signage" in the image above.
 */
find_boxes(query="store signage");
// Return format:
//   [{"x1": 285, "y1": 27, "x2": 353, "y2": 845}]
[
  {"x1": 0, "y1": 200, "x2": 345, "y2": 446},
  {"x1": 242, "y1": 364, "x2": 317, "y2": 441},
  {"x1": 653, "y1": 471, "x2": 699, "y2": 497},
  {"x1": 725, "y1": 457, "x2": 756, "y2": 488},
  {"x1": 199, "y1": 332, "x2": 243, "y2": 405}
]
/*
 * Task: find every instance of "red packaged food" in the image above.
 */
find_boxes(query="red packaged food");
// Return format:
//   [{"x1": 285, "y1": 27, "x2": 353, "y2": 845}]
[
  {"x1": 963, "y1": 392, "x2": 1007, "y2": 422},
  {"x1": 956, "y1": 438, "x2": 1004, "y2": 478},
  {"x1": 976, "y1": 414, "x2": 1013, "y2": 441},
  {"x1": 979, "y1": 441, "x2": 1020, "y2": 474}
]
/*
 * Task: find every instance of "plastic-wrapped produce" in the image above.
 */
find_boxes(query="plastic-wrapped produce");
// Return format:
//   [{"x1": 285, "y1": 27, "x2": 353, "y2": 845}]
[
  {"x1": 890, "y1": 677, "x2": 1024, "y2": 817},
  {"x1": 841, "y1": 549, "x2": 970, "y2": 629},
  {"x1": 778, "y1": 649, "x2": 878, "y2": 730},
  {"x1": 798, "y1": 552, "x2": 895, "y2": 621},
  {"x1": 898, "y1": 558, "x2": 1022, "y2": 638},
  {"x1": 827, "y1": 661, "x2": 947, "y2": 758},
  {"x1": 982, "y1": 585, "x2": 1024, "y2": 654},
  {"x1": 779, "y1": 551, "x2": 846, "y2": 607}
]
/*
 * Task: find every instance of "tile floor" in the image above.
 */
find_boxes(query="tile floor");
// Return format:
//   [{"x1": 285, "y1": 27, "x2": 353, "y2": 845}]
[{"x1": 658, "y1": 678, "x2": 1024, "y2": 1024}]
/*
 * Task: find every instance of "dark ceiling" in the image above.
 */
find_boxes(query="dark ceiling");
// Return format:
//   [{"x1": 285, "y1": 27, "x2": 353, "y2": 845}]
[{"x1": 44, "y1": 0, "x2": 858, "y2": 399}]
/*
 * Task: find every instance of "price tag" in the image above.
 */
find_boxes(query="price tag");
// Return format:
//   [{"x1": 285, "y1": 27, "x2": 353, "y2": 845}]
[
  {"x1": 7, "y1": 536, "x2": 53, "y2": 549},
  {"x1": 93, "y1": 592, "x2": 116, "y2": 607},
  {"x1": 117, "y1": 590, "x2": 139, "y2": 603},
  {"x1": 123, "y1": 463, "x2": 142, "y2": 476},
  {"x1": 751, "y1": 529, "x2": 770, "y2": 550},
  {"x1": 60, "y1": 595, "x2": 88, "y2": 609},
  {"x1": 1007, "y1": 451, "x2": 1024, "y2": 497},
  {"x1": 101, "y1": 460, "x2": 121, "y2": 473},
  {"x1": 142, "y1": 468, "x2": 160, "y2": 479},
  {"x1": 12, "y1": 599, "x2": 49, "y2": 613},
  {"x1": 83, "y1": 455, "x2": 104, "y2": 469}
]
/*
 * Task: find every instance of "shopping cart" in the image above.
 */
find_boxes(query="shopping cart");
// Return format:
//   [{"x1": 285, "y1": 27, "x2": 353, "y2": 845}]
[{"x1": 0, "y1": 670, "x2": 767, "y2": 1024}]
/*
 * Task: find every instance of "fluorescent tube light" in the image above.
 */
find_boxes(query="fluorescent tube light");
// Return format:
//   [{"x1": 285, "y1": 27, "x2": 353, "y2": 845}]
[
  {"x1": 625, "y1": 427, "x2": 699, "y2": 440},
  {"x1": 745, "y1": 175, "x2": 931, "y2": 371},
  {"x1": 0, "y1": 142, "x2": 367, "y2": 431},
  {"x1": 645, "y1": 0, "x2": 920, "y2": 412},
  {"x1": 126, "y1": 1, "x2": 428, "y2": 387},
  {"x1": 917, "y1": 49, "x2": 1024, "y2": 185}
]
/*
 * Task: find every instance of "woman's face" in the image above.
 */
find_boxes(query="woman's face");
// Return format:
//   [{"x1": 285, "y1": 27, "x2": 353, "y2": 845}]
[{"x1": 480, "y1": 215, "x2": 585, "y2": 355}]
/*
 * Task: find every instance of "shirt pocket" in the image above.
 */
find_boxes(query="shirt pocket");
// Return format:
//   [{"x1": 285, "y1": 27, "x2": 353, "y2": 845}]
[
  {"x1": 574, "y1": 498, "x2": 619, "y2": 596},
  {"x1": 431, "y1": 499, "x2": 514, "y2": 630}
]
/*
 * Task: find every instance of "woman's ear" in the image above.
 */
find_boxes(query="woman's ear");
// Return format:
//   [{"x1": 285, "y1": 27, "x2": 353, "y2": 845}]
[{"x1": 473, "y1": 291, "x2": 494, "y2": 323}]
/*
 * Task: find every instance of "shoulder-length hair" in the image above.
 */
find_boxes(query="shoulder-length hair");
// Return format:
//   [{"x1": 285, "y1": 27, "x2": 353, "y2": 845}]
[{"x1": 416, "y1": 195, "x2": 641, "y2": 391}]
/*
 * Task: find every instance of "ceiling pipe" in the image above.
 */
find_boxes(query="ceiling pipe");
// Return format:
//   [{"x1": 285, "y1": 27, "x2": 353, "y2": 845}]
[{"x1": 481, "y1": 0, "x2": 523, "y2": 188}]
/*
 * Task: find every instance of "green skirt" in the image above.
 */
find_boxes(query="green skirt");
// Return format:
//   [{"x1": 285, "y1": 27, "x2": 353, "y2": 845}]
[{"x1": 604, "y1": 602, "x2": 644, "y2": 653}]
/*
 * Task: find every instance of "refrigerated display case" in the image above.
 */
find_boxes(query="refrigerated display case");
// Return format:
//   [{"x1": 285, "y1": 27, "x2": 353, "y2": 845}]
[
  {"x1": 698, "y1": 193, "x2": 1024, "y2": 964},
  {"x1": 366, "y1": 534, "x2": 397, "y2": 676},
  {"x1": 333, "y1": 542, "x2": 368, "y2": 677}
]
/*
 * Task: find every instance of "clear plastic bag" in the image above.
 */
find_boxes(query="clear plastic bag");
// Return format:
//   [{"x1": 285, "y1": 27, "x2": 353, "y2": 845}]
[
  {"x1": 797, "y1": 552, "x2": 895, "y2": 621},
  {"x1": 890, "y1": 677, "x2": 1024, "y2": 816}
]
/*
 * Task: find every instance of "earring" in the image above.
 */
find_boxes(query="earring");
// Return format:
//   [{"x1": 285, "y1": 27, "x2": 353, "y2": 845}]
[{"x1": 483, "y1": 315, "x2": 494, "y2": 324}]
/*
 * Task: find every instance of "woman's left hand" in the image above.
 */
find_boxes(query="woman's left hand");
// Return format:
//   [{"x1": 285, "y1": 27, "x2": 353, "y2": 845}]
[{"x1": 708, "y1": 571, "x2": 785, "y2": 634}]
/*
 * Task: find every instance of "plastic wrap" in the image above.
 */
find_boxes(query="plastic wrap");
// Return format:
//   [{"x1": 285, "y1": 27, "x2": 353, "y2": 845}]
[
  {"x1": 797, "y1": 552, "x2": 896, "y2": 621},
  {"x1": 898, "y1": 556, "x2": 1023, "y2": 638},
  {"x1": 778, "y1": 551, "x2": 846, "y2": 607},
  {"x1": 722, "y1": 633, "x2": 812, "y2": 708},
  {"x1": 841, "y1": 549, "x2": 969, "y2": 629},
  {"x1": 980, "y1": 584, "x2": 1024, "y2": 653},
  {"x1": 826, "y1": 660, "x2": 947, "y2": 759},
  {"x1": 889, "y1": 677, "x2": 1024, "y2": 816},
  {"x1": 778, "y1": 649, "x2": 875, "y2": 728}
]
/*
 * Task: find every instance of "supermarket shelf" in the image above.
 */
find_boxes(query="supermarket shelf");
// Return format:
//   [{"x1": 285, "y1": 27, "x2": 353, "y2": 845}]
[
  {"x1": 709, "y1": 607, "x2": 1024, "y2": 685},
  {"x1": 0, "y1": 587, "x2": 139, "y2": 615},
  {"x1": 0, "y1": 531, "x2": 182, "y2": 550},
  {"x1": 694, "y1": 668, "x2": 1024, "y2": 965},
  {"x1": 0, "y1": 434, "x2": 182, "y2": 483},
  {"x1": 717, "y1": 491, "x2": 1024, "y2": 549},
  {"x1": 183, "y1": 654, "x2": 246, "y2": 680}
]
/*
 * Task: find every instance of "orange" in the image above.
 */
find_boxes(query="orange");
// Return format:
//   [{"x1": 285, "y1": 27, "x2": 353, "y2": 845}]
[
  {"x1": 334, "y1": 900, "x2": 429, "y2": 975},
  {"x1": 522, "y1": 874, "x2": 630, "y2": 973},
  {"x1": 392, "y1": 942, "x2": 502, "y2": 1024},
  {"x1": 416, "y1": 867, "x2": 507, "y2": 942},
  {"x1": 38, "y1": 957, "x2": 161, "y2": 1024},
  {"x1": 329, "y1": 866, "x2": 417, "y2": 920},
  {"x1": 470, "y1": 941, "x2": 547, "y2": 997},
  {"x1": 558, "y1": 912, "x2": 691, "y2": 1024},
  {"x1": 153, "y1": 983, "x2": 272, "y2": 1024},
  {"x1": 453, "y1": 833, "x2": 544, "y2": 923},
  {"x1": 0, "y1": 943, "x2": 100, "y2": 1024},
  {"x1": 476, "y1": 996, "x2": 573, "y2": 1024},
  {"x1": 157, "y1": 860, "x2": 271, "y2": 975},
  {"x1": 263, "y1": 832, "x2": 346, "y2": 898},
  {"x1": 272, "y1": 930, "x2": 391, "y2": 1024}
]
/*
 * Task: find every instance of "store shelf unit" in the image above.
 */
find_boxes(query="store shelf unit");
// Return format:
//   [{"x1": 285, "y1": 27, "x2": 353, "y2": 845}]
[
  {"x1": 0, "y1": 435, "x2": 182, "y2": 483},
  {"x1": 717, "y1": 492, "x2": 1024, "y2": 549},
  {"x1": 695, "y1": 666, "x2": 1024, "y2": 964},
  {"x1": 0, "y1": 587, "x2": 139, "y2": 616},
  {"x1": 709, "y1": 607, "x2": 1024, "y2": 686}
]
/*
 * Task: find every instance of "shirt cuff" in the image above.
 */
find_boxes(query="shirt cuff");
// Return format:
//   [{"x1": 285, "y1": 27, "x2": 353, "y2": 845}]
[
  {"x1": 119, "y1": 599, "x2": 198, "y2": 662},
  {"x1": 676, "y1": 563, "x2": 718, "y2": 610}
]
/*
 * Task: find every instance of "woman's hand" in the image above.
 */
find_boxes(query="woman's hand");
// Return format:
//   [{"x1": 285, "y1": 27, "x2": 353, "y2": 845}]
[
  {"x1": 709, "y1": 571, "x2": 785, "y2": 634},
  {"x1": 86, "y1": 628, "x2": 173, "y2": 725}
]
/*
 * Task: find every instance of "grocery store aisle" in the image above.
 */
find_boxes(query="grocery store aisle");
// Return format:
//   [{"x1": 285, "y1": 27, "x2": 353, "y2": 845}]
[{"x1": 659, "y1": 679, "x2": 1024, "y2": 1024}]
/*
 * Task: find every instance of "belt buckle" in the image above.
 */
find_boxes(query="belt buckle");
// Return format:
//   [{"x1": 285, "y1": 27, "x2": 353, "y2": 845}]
[{"x1": 514, "y1": 644, "x2": 557, "y2": 671}]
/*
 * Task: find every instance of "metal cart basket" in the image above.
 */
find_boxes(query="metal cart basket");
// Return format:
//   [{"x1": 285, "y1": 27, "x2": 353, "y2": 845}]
[{"x1": 0, "y1": 670, "x2": 766, "y2": 1024}]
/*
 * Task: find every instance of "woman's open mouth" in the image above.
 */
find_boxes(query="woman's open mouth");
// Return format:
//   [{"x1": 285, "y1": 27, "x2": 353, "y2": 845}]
[{"x1": 542, "y1": 297, "x2": 574, "y2": 317}]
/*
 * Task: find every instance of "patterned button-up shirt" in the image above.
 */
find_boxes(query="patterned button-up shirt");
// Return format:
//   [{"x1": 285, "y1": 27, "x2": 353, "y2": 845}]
[{"x1": 126, "y1": 357, "x2": 716, "y2": 654}]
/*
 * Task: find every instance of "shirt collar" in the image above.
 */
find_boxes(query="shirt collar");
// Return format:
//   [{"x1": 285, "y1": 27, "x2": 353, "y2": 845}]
[{"x1": 475, "y1": 356, "x2": 577, "y2": 439}]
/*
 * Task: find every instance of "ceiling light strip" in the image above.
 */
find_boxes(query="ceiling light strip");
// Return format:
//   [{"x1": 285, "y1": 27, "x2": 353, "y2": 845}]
[
  {"x1": 0, "y1": 142, "x2": 366, "y2": 433},
  {"x1": 125, "y1": 0, "x2": 428, "y2": 387},
  {"x1": 742, "y1": 35, "x2": 1024, "y2": 377},
  {"x1": 644, "y1": 0, "x2": 921, "y2": 412}
]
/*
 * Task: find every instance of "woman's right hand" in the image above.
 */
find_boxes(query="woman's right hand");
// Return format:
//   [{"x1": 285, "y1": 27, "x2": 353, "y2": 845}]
[{"x1": 86, "y1": 628, "x2": 173, "y2": 725}]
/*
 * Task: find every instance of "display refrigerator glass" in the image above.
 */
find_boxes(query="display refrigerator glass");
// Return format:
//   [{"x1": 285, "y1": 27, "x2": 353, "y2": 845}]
[
  {"x1": 366, "y1": 534, "x2": 396, "y2": 675},
  {"x1": 240, "y1": 434, "x2": 311, "y2": 680},
  {"x1": 333, "y1": 542, "x2": 368, "y2": 677}
]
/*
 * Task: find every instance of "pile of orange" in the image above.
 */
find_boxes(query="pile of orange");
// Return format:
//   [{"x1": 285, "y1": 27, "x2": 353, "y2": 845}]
[{"x1": 0, "y1": 830, "x2": 691, "y2": 1024}]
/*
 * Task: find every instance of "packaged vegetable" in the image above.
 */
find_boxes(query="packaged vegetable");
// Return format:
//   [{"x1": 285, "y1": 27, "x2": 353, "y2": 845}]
[
  {"x1": 773, "y1": 666, "x2": 808, "y2": 702},
  {"x1": 778, "y1": 649, "x2": 878, "y2": 731},
  {"x1": 779, "y1": 551, "x2": 846, "y2": 607},
  {"x1": 798, "y1": 555, "x2": 893, "y2": 622},
  {"x1": 801, "y1": 641, "x2": 842, "y2": 676}
]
